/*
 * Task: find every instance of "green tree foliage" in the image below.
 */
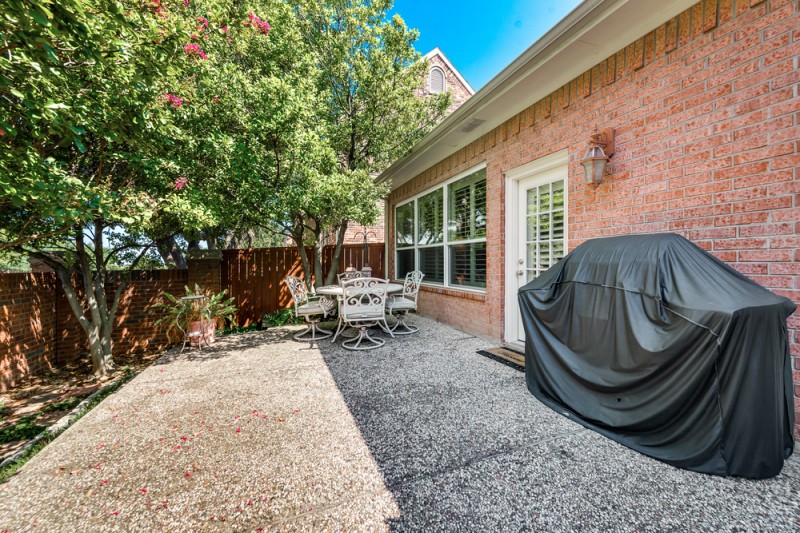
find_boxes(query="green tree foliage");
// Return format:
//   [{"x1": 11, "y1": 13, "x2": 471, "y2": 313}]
[
  {"x1": 180, "y1": 0, "x2": 450, "y2": 287},
  {"x1": 292, "y1": 0, "x2": 450, "y2": 286},
  {"x1": 0, "y1": 0, "x2": 220, "y2": 375}
]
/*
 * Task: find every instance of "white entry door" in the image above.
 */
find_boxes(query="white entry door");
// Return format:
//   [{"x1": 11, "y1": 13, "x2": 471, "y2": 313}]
[{"x1": 505, "y1": 152, "x2": 568, "y2": 346}]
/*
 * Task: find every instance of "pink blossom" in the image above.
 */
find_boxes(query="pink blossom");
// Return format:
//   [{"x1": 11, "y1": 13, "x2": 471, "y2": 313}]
[
  {"x1": 163, "y1": 93, "x2": 183, "y2": 108},
  {"x1": 182, "y1": 0, "x2": 190, "y2": 7},
  {"x1": 174, "y1": 177, "x2": 189, "y2": 190},
  {"x1": 246, "y1": 13, "x2": 271, "y2": 36},
  {"x1": 196, "y1": 16, "x2": 209, "y2": 31},
  {"x1": 184, "y1": 42, "x2": 207, "y2": 59}
]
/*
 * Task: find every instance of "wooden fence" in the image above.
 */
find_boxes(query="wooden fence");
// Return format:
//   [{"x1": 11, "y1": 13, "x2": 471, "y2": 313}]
[{"x1": 221, "y1": 243, "x2": 385, "y2": 326}]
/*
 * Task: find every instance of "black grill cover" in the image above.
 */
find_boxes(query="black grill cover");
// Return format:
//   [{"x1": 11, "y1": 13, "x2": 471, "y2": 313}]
[{"x1": 518, "y1": 233, "x2": 795, "y2": 478}]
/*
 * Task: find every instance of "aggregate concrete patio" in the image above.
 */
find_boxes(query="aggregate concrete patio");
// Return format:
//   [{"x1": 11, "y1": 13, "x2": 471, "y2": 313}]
[{"x1": 0, "y1": 316, "x2": 798, "y2": 531}]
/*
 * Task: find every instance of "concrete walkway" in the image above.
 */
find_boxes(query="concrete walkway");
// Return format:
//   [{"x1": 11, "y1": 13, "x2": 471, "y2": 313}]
[{"x1": 0, "y1": 317, "x2": 797, "y2": 531}]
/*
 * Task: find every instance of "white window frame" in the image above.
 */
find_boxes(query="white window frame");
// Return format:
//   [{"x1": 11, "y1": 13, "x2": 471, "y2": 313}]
[
  {"x1": 429, "y1": 66, "x2": 446, "y2": 94},
  {"x1": 394, "y1": 162, "x2": 487, "y2": 292}
]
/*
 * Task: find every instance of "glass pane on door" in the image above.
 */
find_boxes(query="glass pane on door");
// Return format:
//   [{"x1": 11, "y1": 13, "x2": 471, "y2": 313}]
[{"x1": 524, "y1": 179, "x2": 566, "y2": 280}]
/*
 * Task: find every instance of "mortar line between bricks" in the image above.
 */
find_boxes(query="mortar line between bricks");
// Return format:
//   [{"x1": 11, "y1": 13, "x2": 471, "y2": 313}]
[{"x1": 387, "y1": 427, "x2": 588, "y2": 490}]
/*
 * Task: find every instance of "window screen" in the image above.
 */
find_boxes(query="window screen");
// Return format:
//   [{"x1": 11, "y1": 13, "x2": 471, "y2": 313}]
[
  {"x1": 448, "y1": 168, "x2": 487, "y2": 241},
  {"x1": 395, "y1": 202, "x2": 414, "y2": 247},
  {"x1": 417, "y1": 189, "x2": 443, "y2": 245}
]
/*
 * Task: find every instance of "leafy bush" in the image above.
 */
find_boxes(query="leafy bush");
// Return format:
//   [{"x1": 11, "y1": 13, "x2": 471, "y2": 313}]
[
  {"x1": 263, "y1": 308, "x2": 303, "y2": 327},
  {"x1": 218, "y1": 324, "x2": 260, "y2": 337}
]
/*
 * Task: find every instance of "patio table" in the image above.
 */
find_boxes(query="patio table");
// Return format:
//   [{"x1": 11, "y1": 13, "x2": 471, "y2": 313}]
[
  {"x1": 316, "y1": 283, "x2": 404, "y2": 342},
  {"x1": 316, "y1": 283, "x2": 404, "y2": 298}
]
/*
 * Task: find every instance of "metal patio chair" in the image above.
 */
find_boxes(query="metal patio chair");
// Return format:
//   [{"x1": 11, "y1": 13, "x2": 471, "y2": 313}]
[
  {"x1": 386, "y1": 270, "x2": 424, "y2": 334},
  {"x1": 337, "y1": 270, "x2": 367, "y2": 284},
  {"x1": 339, "y1": 277, "x2": 393, "y2": 350},
  {"x1": 285, "y1": 276, "x2": 335, "y2": 343}
]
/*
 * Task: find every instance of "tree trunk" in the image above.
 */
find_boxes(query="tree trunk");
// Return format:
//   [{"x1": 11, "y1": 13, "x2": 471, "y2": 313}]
[
  {"x1": 40, "y1": 247, "x2": 117, "y2": 377},
  {"x1": 156, "y1": 235, "x2": 187, "y2": 269},
  {"x1": 290, "y1": 221, "x2": 314, "y2": 291},
  {"x1": 324, "y1": 219, "x2": 349, "y2": 285},
  {"x1": 312, "y1": 238, "x2": 324, "y2": 289}
]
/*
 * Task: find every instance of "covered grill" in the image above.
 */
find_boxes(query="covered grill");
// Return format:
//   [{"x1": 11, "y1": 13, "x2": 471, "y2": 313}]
[{"x1": 518, "y1": 233, "x2": 795, "y2": 478}]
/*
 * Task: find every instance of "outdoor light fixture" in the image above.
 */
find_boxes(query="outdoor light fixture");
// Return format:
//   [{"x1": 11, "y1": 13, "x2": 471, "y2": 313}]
[{"x1": 580, "y1": 127, "x2": 615, "y2": 185}]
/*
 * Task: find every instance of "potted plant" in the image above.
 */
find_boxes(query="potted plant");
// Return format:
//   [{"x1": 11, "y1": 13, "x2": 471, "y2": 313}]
[{"x1": 155, "y1": 285, "x2": 237, "y2": 346}]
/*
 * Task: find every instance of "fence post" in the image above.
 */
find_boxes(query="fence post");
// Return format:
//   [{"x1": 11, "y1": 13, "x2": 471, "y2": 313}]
[{"x1": 186, "y1": 250, "x2": 222, "y2": 295}]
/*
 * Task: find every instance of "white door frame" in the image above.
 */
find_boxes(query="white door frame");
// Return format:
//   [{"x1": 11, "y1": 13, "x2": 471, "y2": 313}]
[{"x1": 503, "y1": 150, "x2": 569, "y2": 346}]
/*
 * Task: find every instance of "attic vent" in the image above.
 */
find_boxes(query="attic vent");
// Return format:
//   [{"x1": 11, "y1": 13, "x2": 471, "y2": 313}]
[
  {"x1": 459, "y1": 118, "x2": 485, "y2": 133},
  {"x1": 429, "y1": 67, "x2": 445, "y2": 93}
]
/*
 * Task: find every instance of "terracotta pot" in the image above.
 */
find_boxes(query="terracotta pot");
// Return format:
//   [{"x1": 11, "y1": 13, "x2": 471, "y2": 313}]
[{"x1": 189, "y1": 320, "x2": 216, "y2": 346}]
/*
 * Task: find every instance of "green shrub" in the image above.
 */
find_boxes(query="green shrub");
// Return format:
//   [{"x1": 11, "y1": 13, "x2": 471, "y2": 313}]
[
  {"x1": 218, "y1": 323, "x2": 260, "y2": 337},
  {"x1": 263, "y1": 308, "x2": 303, "y2": 327}
]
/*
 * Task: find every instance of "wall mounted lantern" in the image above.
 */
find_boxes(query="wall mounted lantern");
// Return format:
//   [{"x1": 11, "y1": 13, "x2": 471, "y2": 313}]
[{"x1": 580, "y1": 127, "x2": 615, "y2": 185}]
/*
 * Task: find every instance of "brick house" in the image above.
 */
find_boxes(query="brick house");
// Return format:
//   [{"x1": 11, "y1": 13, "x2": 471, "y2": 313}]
[
  {"x1": 378, "y1": 0, "x2": 800, "y2": 434},
  {"x1": 333, "y1": 48, "x2": 475, "y2": 249},
  {"x1": 418, "y1": 47, "x2": 476, "y2": 114}
]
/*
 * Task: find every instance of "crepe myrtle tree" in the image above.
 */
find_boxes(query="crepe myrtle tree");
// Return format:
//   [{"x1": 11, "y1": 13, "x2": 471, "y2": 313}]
[{"x1": 0, "y1": 0, "x2": 228, "y2": 375}]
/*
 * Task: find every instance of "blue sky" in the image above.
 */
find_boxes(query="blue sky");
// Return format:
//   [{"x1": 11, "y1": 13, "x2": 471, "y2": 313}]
[{"x1": 390, "y1": 0, "x2": 583, "y2": 91}]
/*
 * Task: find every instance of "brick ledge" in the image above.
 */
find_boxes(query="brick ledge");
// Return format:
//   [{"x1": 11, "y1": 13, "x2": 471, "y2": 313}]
[{"x1": 419, "y1": 285, "x2": 486, "y2": 302}]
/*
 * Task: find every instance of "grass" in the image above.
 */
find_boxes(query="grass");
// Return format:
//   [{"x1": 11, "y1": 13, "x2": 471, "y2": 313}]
[
  {"x1": 40, "y1": 396, "x2": 84, "y2": 413},
  {"x1": 0, "y1": 369, "x2": 139, "y2": 484},
  {"x1": 0, "y1": 415, "x2": 47, "y2": 445}
]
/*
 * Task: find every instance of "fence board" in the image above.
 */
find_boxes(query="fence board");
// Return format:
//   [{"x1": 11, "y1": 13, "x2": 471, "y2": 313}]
[{"x1": 222, "y1": 243, "x2": 384, "y2": 326}]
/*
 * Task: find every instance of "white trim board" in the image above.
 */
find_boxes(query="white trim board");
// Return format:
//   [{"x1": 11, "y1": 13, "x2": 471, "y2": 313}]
[{"x1": 503, "y1": 150, "x2": 569, "y2": 346}]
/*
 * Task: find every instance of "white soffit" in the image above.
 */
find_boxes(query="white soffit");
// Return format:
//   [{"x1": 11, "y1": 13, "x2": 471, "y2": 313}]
[{"x1": 380, "y1": 0, "x2": 697, "y2": 190}]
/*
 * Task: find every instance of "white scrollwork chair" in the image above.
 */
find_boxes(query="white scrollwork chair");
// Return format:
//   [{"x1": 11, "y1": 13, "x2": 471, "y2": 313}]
[
  {"x1": 285, "y1": 276, "x2": 335, "y2": 343},
  {"x1": 386, "y1": 270, "x2": 424, "y2": 334},
  {"x1": 339, "y1": 277, "x2": 393, "y2": 350},
  {"x1": 337, "y1": 270, "x2": 367, "y2": 284}
]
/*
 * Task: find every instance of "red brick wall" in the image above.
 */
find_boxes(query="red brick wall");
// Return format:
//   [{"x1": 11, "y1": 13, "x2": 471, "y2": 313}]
[
  {"x1": 1, "y1": 270, "x2": 188, "y2": 388},
  {"x1": 332, "y1": 201, "x2": 386, "y2": 247},
  {"x1": 418, "y1": 52, "x2": 473, "y2": 115},
  {"x1": 55, "y1": 270, "x2": 189, "y2": 363},
  {"x1": 388, "y1": 0, "x2": 799, "y2": 431},
  {"x1": 0, "y1": 273, "x2": 57, "y2": 391}
]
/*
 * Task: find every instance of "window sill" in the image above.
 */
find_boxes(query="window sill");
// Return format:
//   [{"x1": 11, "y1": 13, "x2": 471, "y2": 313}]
[{"x1": 418, "y1": 284, "x2": 486, "y2": 301}]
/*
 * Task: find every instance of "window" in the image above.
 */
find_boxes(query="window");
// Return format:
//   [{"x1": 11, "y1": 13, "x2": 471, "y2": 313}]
[
  {"x1": 429, "y1": 67, "x2": 445, "y2": 93},
  {"x1": 395, "y1": 166, "x2": 487, "y2": 290}
]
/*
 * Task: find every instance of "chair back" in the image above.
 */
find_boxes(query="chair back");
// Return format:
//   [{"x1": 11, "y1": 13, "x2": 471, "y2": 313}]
[
  {"x1": 402, "y1": 271, "x2": 425, "y2": 304},
  {"x1": 284, "y1": 275, "x2": 309, "y2": 311},
  {"x1": 337, "y1": 270, "x2": 367, "y2": 284},
  {"x1": 341, "y1": 277, "x2": 389, "y2": 321}
]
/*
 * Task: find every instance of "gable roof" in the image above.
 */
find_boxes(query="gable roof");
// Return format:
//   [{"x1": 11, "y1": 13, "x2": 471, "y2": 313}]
[
  {"x1": 379, "y1": 0, "x2": 696, "y2": 190},
  {"x1": 423, "y1": 47, "x2": 475, "y2": 96}
]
